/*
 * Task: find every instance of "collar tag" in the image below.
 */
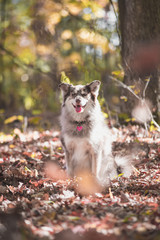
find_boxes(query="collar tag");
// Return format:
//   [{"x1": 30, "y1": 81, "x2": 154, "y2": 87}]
[{"x1": 77, "y1": 126, "x2": 83, "y2": 131}]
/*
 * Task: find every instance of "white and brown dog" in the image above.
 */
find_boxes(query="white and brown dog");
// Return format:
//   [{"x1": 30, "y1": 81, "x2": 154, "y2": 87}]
[{"x1": 59, "y1": 80, "x2": 133, "y2": 186}]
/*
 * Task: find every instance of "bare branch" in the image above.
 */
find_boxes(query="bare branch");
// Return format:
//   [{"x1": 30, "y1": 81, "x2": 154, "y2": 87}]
[
  {"x1": 109, "y1": 76, "x2": 141, "y2": 101},
  {"x1": 110, "y1": 76, "x2": 160, "y2": 132}
]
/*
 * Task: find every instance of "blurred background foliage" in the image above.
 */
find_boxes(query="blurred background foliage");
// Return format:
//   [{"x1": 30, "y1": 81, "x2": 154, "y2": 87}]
[{"x1": 0, "y1": 0, "x2": 121, "y2": 128}]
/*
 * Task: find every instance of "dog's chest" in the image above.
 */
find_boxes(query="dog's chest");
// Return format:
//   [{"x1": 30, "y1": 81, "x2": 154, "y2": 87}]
[{"x1": 64, "y1": 135, "x2": 93, "y2": 161}]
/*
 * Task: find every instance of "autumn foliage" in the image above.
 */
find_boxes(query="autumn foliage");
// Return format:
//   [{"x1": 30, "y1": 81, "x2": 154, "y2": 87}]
[{"x1": 0, "y1": 126, "x2": 160, "y2": 239}]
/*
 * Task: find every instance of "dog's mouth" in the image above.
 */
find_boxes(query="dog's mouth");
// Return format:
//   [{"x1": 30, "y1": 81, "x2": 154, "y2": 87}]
[{"x1": 72, "y1": 104, "x2": 86, "y2": 113}]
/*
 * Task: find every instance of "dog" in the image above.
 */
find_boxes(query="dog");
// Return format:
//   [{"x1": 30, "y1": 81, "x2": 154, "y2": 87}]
[{"x1": 59, "y1": 80, "x2": 133, "y2": 186}]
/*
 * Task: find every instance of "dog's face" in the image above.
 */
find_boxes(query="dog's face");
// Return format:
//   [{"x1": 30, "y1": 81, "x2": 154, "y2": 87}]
[{"x1": 59, "y1": 80, "x2": 101, "y2": 114}]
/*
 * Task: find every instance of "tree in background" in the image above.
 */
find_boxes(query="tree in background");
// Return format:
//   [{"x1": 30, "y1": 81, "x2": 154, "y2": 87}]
[
  {"x1": 1, "y1": 0, "x2": 159, "y2": 127},
  {"x1": 0, "y1": 0, "x2": 119, "y2": 116},
  {"x1": 118, "y1": 0, "x2": 160, "y2": 121}
]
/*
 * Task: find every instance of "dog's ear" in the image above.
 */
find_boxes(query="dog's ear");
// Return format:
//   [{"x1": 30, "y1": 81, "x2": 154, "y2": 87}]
[
  {"x1": 59, "y1": 83, "x2": 71, "y2": 93},
  {"x1": 88, "y1": 80, "x2": 101, "y2": 96},
  {"x1": 59, "y1": 83, "x2": 71, "y2": 103}
]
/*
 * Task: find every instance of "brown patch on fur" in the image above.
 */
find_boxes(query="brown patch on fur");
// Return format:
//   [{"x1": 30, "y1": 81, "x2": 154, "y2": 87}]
[
  {"x1": 63, "y1": 88, "x2": 71, "y2": 105},
  {"x1": 91, "y1": 93, "x2": 96, "y2": 102}
]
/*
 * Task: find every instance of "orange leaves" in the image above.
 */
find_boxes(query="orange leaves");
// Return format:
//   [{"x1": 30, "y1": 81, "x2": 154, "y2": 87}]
[{"x1": 29, "y1": 179, "x2": 46, "y2": 187}]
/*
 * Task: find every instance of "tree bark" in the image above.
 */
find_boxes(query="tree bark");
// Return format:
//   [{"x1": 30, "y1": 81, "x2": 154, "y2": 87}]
[{"x1": 118, "y1": 0, "x2": 160, "y2": 120}]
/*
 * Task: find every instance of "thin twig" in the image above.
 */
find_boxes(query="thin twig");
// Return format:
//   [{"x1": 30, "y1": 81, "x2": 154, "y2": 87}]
[
  {"x1": 143, "y1": 77, "x2": 151, "y2": 99},
  {"x1": 109, "y1": 76, "x2": 141, "y2": 101},
  {"x1": 124, "y1": 59, "x2": 133, "y2": 74}
]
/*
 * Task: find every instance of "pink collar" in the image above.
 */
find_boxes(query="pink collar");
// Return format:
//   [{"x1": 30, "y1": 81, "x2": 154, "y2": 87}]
[
  {"x1": 76, "y1": 126, "x2": 83, "y2": 131},
  {"x1": 73, "y1": 120, "x2": 86, "y2": 132}
]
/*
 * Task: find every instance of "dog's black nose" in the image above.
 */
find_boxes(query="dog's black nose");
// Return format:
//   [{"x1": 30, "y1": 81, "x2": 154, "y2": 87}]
[{"x1": 76, "y1": 99, "x2": 81, "y2": 104}]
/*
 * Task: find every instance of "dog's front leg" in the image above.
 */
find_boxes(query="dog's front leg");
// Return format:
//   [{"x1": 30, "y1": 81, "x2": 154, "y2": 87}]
[
  {"x1": 61, "y1": 136, "x2": 75, "y2": 177},
  {"x1": 64, "y1": 149, "x2": 74, "y2": 177}
]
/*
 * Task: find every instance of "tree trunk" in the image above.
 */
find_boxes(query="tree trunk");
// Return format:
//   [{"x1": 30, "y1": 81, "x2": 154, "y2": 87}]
[
  {"x1": 0, "y1": 0, "x2": 6, "y2": 108},
  {"x1": 118, "y1": 0, "x2": 160, "y2": 121}
]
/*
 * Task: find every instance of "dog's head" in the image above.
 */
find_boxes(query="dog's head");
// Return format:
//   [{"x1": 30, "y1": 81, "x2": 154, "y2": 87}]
[{"x1": 59, "y1": 80, "x2": 101, "y2": 114}]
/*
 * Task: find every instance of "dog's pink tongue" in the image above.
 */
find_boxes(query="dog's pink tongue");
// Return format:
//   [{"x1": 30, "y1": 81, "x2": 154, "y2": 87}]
[{"x1": 76, "y1": 106, "x2": 82, "y2": 113}]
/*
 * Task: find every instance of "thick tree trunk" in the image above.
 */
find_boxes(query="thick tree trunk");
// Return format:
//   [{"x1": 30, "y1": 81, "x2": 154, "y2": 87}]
[{"x1": 118, "y1": 0, "x2": 160, "y2": 121}]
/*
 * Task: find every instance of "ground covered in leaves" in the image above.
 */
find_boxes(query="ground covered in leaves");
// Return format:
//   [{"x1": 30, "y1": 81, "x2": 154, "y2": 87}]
[{"x1": 0, "y1": 126, "x2": 160, "y2": 240}]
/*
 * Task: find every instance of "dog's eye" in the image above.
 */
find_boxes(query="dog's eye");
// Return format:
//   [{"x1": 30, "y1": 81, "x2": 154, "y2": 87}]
[
  {"x1": 81, "y1": 93, "x2": 87, "y2": 97},
  {"x1": 71, "y1": 93, "x2": 77, "y2": 97}
]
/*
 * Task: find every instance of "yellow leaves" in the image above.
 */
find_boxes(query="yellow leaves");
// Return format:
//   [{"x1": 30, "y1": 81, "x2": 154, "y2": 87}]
[
  {"x1": 24, "y1": 96, "x2": 34, "y2": 110},
  {"x1": 129, "y1": 85, "x2": 136, "y2": 89},
  {"x1": 61, "y1": 30, "x2": 73, "y2": 40},
  {"x1": 37, "y1": 45, "x2": 52, "y2": 55},
  {"x1": 47, "y1": 13, "x2": 61, "y2": 34},
  {"x1": 59, "y1": 53, "x2": 82, "y2": 71},
  {"x1": 83, "y1": 14, "x2": 92, "y2": 21},
  {"x1": 134, "y1": 89, "x2": 140, "y2": 95},
  {"x1": 69, "y1": 52, "x2": 82, "y2": 63},
  {"x1": 81, "y1": 0, "x2": 92, "y2": 7},
  {"x1": 120, "y1": 96, "x2": 128, "y2": 102},
  {"x1": 81, "y1": 0, "x2": 108, "y2": 14},
  {"x1": 48, "y1": 13, "x2": 61, "y2": 25},
  {"x1": 99, "y1": 97, "x2": 105, "y2": 106},
  {"x1": 24, "y1": 166, "x2": 32, "y2": 173},
  {"x1": 125, "y1": 118, "x2": 135, "y2": 123},
  {"x1": 97, "y1": 0, "x2": 109, "y2": 8},
  {"x1": 103, "y1": 112, "x2": 109, "y2": 119},
  {"x1": 145, "y1": 78, "x2": 150, "y2": 82},
  {"x1": 28, "y1": 116, "x2": 42, "y2": 125},
  {"x1": 62, "y1": 42, "x2": 72, "y2": 51},
  {"x1": 67, "y1": 3, "x2": 82, "y2": 15},
  {"x1": 4, "y1": 115, "x2": 24, "y2": 124},
  {"x1": 36, "y1": 60, "x2": 51, "y2": 73},
  {"x1": 94, "y1": 8, "x2": 105, "y2": 18},
  {"x1": 61, "y1": 71, "x2": 71, "y2": 84},
  {"x1": 150, "y1": 125, "x2": 157, "y2": 132},
  {"x1": 0, "y1": 132, "x2": 13, "y2": 143},
  {"x1": 61, "y1": 9, "x2": 69, "y2": 17},
  {"x1": 112, "y1": 70, "x2": 124, "y2": 80},
  {"x1": 66, "y1": 0, "x2": 108, "y2": 21},
  {"x1": 77, "y1": 28, "x2": 108, "y2": 53},
  {"x1": 0, "y1": 109, "x2": 4, "y2": 114},
  {"x1": 77, "y1": 28, "x2": 91, "y2": 40},
  {"x1": 150, "y1": 121, "x2": 158, "y2": 132},
  {"x1": 18, "y1": 48, "x2": 36, "y2": 65},
  {"x1": 39, "y1": 1, "x2": 62, "y2": 16}
]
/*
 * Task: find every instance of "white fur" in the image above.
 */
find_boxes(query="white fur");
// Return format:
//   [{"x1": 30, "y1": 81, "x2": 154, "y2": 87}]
[
  {"x1": 114, "y1": 156, "x2": 133, "y2": 177},
  {"x1": 64, "y1": 135, "x2": 93, "y2": 175},
  {"x1": 59, "y1": 81, "x2": 133, "y2": 187}
]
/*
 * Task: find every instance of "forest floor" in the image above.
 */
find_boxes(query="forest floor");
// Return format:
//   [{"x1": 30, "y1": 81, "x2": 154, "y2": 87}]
[{"x1": 0, "y1": 125, "x2": 160, "y2": 240}]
